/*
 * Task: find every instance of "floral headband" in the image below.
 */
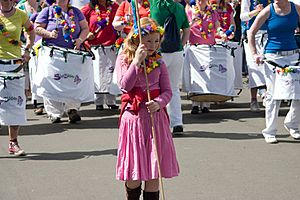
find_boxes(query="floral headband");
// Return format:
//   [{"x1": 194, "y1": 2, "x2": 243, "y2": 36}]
[{"x1": 133, "y1": 23, "x2": 164, "y2": 38}]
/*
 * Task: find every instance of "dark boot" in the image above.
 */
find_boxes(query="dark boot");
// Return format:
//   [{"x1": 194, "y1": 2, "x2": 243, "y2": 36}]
[
  {"x1": 143, "y1": 191, "x2": 159, "y2": 200},
  {"x1": 126, "y1": 184, "x2": 141, "y2": 200}
]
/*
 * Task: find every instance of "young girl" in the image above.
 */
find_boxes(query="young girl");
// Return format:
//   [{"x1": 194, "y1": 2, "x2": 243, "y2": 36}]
[{"x1": 115, "y1": 17, "x2": 179, "y2": 199}]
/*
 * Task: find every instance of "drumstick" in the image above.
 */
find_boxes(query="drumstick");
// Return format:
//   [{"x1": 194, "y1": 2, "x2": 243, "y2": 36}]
[{"x1": 133, "y1": 0, "x2": 166, "y2": 199}]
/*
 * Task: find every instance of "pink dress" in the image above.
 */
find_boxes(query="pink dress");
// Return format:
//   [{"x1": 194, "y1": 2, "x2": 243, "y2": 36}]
[{"x1": 115, "y1": 53, "x2": 180, "y2": 181}]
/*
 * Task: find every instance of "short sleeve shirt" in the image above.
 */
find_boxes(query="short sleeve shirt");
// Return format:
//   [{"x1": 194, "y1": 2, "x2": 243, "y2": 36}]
[
  {"x1": 0, "y1": 9, "x2": 29, "y2": 59},
  {"x1": 35, "y1": 6, "x2": 85, "y2": 48},
  {"x1": 150, "y1": 0, "x2": 189, "y2": 51},
  {"x1": 81, "y1": 3, "x2": 119, "y2": 46},
  {"x1": 115, "y1": 1, "x2": 150, "y2": 34},
  {"x1": 186, "y1": 6, "x2": 219, "y2": 45}
]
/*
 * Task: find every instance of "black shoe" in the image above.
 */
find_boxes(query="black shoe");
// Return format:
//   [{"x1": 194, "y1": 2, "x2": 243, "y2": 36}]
[
  {"x1": 173, "y1": 125, "x2": 183, "y2": 136},
  {"x1": 49, "y1": 115, "x2": 61, "y2": 124},
  {"x1": 191, "y1": 106, "x2": 199, "y2": 114},
  {"x1": 201, "y1": 107, "x2": 210, "y2": 113},
  {"x1": 96, "y1": 105, "x2": 104, "y2": 111},
  {"x1": 67, "y1": 109, "x2": 81, "y2": 123},
  {"x1": 107, "y1": 104, "x2": 119, "y2": 110}
]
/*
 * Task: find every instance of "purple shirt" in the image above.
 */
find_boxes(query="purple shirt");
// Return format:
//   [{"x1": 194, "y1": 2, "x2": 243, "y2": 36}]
[{"x1": 35, "y1": 6, "x2": 85, "y2": 48}]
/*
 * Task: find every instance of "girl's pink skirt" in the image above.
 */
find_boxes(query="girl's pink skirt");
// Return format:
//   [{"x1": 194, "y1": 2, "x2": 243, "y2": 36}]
[{"x1": 116, "y1": 106, "x2": 179, "y2": 181}]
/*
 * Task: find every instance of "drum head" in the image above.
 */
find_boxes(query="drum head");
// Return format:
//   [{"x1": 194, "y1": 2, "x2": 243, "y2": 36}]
[{"x1": 188, "y1": 93, "x2": 234, "y2": 102}]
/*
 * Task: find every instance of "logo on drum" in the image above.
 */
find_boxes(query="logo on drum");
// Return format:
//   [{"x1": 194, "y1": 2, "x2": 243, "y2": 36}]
[
  {"x1": 53, "y1": 74, "x2": 82, "y2": 85},
  {"x1": 0, "y1": 96, "x2": 23, "y2": 106},
  {"x1": 199, "y1": 64, "x2": 227, "y2": 73},
  {"x1": 285, "y1": 79, "x2": 300, "y2": 86}
]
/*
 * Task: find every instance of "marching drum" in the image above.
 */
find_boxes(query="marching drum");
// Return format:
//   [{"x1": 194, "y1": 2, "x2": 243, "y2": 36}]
[
  {"x1": 227, "y1": 41, "x2": 243, "y2": 90},
  {"x1": 35, "y1": 45, "x2": 94, "y2": 103},
  {"x1": 92, "y1": 46, "x2": 121, "y2": 95},
  {"x1": 272, "y1": 65, "x2": 300, "y2": 100},
  {"x1": 0, "y1": 66, "x2": 26, "y2": 125},
  {"x1": 28, "y1": 40, "x2": 44, "y2": 103},
  {"x1": 182, "y1": 44, "x2": 236, "y2": 102}
]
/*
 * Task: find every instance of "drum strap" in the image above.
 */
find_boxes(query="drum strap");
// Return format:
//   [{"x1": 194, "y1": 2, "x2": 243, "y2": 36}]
[
  {"x1": 265, "y1": 60, "x2": 289, "y2": 71},
  {"x1": 1, "y1": 65, "x2": 24, "y2": 89}
]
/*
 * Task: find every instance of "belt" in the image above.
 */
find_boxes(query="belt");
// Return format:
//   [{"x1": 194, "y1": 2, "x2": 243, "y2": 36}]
[
  {"x1": 274, "y1": 49, "x2": 300, "y2": 56},
  {"x1": 0, "y1": 59, "x2": 23, "y2": 65}
]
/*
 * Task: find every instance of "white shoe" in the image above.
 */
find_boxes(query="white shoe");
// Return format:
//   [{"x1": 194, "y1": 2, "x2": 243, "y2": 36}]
[
  {"x1": 250, "y1": 101, "x2": 260, "y2": 112},
  {"x1": 264, "y1": 135, "x2": 278, "y2": 144},
  {"x1": 284, "y1": 125, "x2": 300, "y2": 139}
]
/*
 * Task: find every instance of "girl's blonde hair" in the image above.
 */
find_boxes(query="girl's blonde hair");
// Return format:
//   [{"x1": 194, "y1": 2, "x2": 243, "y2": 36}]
[{"x1": 122, "y1": 17, "x2": 164, "y2": 64}]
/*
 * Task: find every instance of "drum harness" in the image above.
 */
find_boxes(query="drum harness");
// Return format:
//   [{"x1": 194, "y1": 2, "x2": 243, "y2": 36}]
[{"x1": 193, "y1": 43, "x2": 237, "y2": 57}]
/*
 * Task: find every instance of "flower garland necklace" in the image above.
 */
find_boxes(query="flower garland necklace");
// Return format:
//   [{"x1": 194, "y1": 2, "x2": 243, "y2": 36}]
[
  {"x1": 53, "y1": 4, "x2": 76, "y2": 42},
  {"x1": 217, "y1": 2, "x2": 229, "y2": 29},
  {"x1": 95, "y1": 1, "x2": 113, "y2": 30},
  {"x1": 0, "y1": 17, "x2": 21, "y2": 46},
  {"x1": 145, "y1": 52, "x2": 162, "y2": 74},
  {"x1": 193, "y1": 5, "x2": 214, "y2": 39}
]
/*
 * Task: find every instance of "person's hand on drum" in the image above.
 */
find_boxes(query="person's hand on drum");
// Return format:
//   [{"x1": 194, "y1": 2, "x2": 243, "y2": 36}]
[
  {"x1": 74, "y1": 38, "x2": 83, "y2": 50},
  {"x1": 253, "y1": 53, "x2": 264, "y2": 65},
  {"x1": 132, "y1": 44, "x2": 147, "y2": 66},
  {"x1": 86, "y1": 32, "x2": 95, "y2": 40},
  {"x1": 49, "y1": 30, "x2": 58, "y2": 39},
  {"x1": 146, "y1": 100, "x2": 160, "y2": 113},
  {"x1": 22, "y1": 49, "x2": 31, "y2": 63}
]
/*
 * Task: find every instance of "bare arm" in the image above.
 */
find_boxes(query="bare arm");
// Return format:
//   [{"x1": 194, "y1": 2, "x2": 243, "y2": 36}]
[
  {"x1": 112, "y1": 16, "x2": 126, "y2": 32},
  {"x1": 181, "y1": 27, "x2": 190, "y2": 47},
  {"x1": 23, "y1": 19, "x2": 35, "y2": 62},
  {"x1": 35, "y1": 22, "x2": 57, "y2": 38},
  {"x1": 247, "y1": 5, "x2": 270, "y2": 63},
  {"x1": 73, "y1": 19, "x2": 89, "y2": 49},
  {"x1": 240, "y1": 0, "x2": 264, "y2": 21}
]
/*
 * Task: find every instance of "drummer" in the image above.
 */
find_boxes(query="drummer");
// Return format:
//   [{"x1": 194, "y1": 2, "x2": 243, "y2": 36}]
[
  {"x1": 248, "y1": 0, "x2": 300, "y2": 143},
  {"x1": 82, "y1": 0, "x2": 120, "y2": 111},
  {"x1": 240, "y1": 0, "x2": 272, "y2": 112},
  {"x1": 213, "y1": 0, "x2": 236, "y2": 41},
  {"x1": 0, "y1": 0, "x2": 35, "y2": 156},
  {"x1": 185, "y1": 0, "x2": 220, "y2": 114},
  {"x1": 35, "y1": 0, "x2": 89, "y2": 123}
]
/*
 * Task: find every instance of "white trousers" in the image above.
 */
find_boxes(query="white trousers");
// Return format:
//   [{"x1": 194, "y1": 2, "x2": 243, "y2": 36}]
[
  {"x1": 44, "y1": 98, "x2": 81, "y2": 118},
  {"x1": 94, "y1": 93, "x2": 116, "y2": 105},
  {"x1": 244, "y1": 30, "x2": 267, "y2": 88},
  {"x1": 262, "y1": 53, "x2": 300, "y2": 136},
  {"x1": 162, "y1": 51, "x2": 184, "y2": 127}
]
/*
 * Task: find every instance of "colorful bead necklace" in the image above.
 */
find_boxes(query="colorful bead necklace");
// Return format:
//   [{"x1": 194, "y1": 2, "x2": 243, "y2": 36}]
[
  {"x1": 145, "y1": 52, "x2": 162, "y2": 74},
  {"x1": 193, "y1": 5, "x2": 214, "y2": 40},
  {"x1": 94, "y1": 1, "x2": 113, "y2": 30},
  {"x1": 53, "y1": 4, "x2": 76, "y2": 42}
]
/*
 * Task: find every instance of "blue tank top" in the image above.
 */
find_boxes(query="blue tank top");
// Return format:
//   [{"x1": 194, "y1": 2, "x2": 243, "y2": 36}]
[
  {"x1": 247, "y1": 0, "x2": 272, "y2": 30},
  {"x1": 265, "y1": 2, "x2": 299, "y2": 53}
]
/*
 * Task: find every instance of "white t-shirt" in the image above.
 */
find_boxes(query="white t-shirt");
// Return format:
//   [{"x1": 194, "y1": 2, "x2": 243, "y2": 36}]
[{"x1": 70, "y1": 0, "x2": 90, "y2": 9}]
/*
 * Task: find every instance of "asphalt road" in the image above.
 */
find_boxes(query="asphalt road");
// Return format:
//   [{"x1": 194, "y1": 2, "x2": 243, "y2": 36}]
[{"x1": 0, "y1": 90, "x2": 299, "y2": 200}]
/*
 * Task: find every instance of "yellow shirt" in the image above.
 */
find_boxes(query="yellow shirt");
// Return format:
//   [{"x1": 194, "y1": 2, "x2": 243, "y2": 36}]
[{"x1": 0, "y1": 9, "x2": 28, "y2": 59}]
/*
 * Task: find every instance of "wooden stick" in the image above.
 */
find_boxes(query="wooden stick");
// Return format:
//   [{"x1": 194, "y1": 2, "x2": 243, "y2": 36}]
[{"x1": 133, "y1": 0, "x2": 165, "y2": 199}]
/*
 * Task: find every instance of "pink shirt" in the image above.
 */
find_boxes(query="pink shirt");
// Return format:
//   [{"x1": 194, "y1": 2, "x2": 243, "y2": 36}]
[
  {"x1": 186, "y1": 6, "x2": 219, "y2": 45},
  {"x1": 116, "y1": 53, "x2": 172, "y2": 109}
]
